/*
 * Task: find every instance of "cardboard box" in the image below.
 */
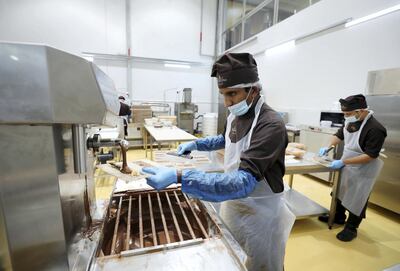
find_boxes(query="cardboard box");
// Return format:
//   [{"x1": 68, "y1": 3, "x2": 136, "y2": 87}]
[{"x1": 131, "y1": 105, "x2": 152, "y2": 124}]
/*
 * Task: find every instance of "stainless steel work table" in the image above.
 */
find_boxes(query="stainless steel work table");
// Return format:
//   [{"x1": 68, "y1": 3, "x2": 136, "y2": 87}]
[
  {"x1": 285, "y1": 153, "x2": 340, "y2": 229},
  {"x1": 143, "y1": 125, "x2": 197, "y2": 160}
]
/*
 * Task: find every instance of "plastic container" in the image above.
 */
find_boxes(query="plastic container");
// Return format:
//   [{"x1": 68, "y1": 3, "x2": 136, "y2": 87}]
[{"x1": 202, "y1": 113, "x2": 218, "y2": 137}]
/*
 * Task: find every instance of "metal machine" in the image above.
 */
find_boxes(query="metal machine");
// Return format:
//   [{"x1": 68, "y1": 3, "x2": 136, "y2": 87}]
[
  {"x1": 174, "y1": 88, "x2": 198, "y2": 134},
  {"x1": 0, "y1": 42, "x2": 122, "y2": 271},
  {"x1": 0, "y1": 43, "x2": 247, "y2": 271}
]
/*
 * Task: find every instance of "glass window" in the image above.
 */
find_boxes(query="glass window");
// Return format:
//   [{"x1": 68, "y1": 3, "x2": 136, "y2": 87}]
[
  {"x1": 220, "y1": 0, "x2": 320, "y2": 52},
  {"x1": 224, "y1": 0, "x2": 244, "y2": 29},
  {"x1": 278, "y1": 0, "x2": 319, "y2": 22},
  {"x1": 223, "y1": 23, "x2": 243, "y2": 49},
  {"x1": 244, "y1": 1, "x2": 274, "y2": 40},
  {"x1": 245, "y1": 0, "x2": 267, "y2": 15}
]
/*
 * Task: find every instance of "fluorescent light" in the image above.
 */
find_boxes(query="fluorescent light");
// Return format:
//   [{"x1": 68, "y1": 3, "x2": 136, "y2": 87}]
[
  {"x1": 345, "y1": 4, "x2": 400, "y2": 28},
  {"x1": 265, "y1": 40, "x2": 295, "y2": 56},
  {"x1": 164, "y1": 63, "x2": 191, "y2": 69},
  {"x1": 10, "y1": 55, "x2": 19, "y2": 61}
]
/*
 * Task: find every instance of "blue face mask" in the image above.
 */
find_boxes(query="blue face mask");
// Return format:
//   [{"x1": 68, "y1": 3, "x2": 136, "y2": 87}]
[{"x1": 228, "y1": 88, "x2": 254, "y2": 116}]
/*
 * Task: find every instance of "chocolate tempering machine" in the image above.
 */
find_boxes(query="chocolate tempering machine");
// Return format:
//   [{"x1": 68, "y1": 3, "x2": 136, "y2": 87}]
[{"x1": 0, "y1": 42, "x2": 247, "y2": 271}]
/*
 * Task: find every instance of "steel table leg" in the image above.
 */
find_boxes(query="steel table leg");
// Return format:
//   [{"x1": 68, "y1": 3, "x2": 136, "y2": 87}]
[
  {"x1": 150, "y1": 136, "x2": 153, "y2": 160},
  {"x1": 328, "y1": 170, "x2": 341, "y2": 229},
  {"x1": 144, "y1": 129, "x2": 148, "y2": 158},
  {"x1": 288, "y1": 174, "x2": 294, "y2": 188}
]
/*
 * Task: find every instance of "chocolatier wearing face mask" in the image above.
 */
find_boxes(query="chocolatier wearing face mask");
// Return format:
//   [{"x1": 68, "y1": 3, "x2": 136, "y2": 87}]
[
  {"x1": 142, "y1": 53, "x2": 295, "y2": 271},
  {"x1": 318, "y1": 94, "x2": 387, "y2": 242}
]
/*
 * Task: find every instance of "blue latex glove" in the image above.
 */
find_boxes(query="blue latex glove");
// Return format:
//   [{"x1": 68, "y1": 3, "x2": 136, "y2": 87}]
[
  {"x1": 177, "y1": 141, "x2": 197, "y2": 155},
  {"x1": 319, "y1": 147, "x2": 329, "y2": 156},
  {"x1": 329, "y1": 160, "x2": 345, "y2": 169},
  {"x1": 142, "y1": 167, "x2": 177, "y2": 190}
]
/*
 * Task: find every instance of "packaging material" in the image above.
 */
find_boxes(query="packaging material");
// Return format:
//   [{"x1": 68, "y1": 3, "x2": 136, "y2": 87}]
[{"x1": 131, "y1": 105, "x2": 152, "y2": 124}]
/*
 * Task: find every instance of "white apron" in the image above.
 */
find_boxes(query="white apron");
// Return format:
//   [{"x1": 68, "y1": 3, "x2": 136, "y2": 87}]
[
  {"x1": 337, "y1": 111, "x2": 384, "y2": 217},
  {"x1": 220, "y1": 96, "x2": 295, "y2": 271}
]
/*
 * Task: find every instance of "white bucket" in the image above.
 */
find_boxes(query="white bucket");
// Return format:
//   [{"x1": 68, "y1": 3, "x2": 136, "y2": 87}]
[{"x1": 203, "y1": 113, "x2": 218, "y2": 137}]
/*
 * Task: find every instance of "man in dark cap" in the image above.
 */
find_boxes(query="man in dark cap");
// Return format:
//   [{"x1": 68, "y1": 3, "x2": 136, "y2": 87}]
[
  {"x1": 142, "y1": 53, "x2": 294, "y2": 271},
  {"x1": 318, "y1": 94, "x2": 386, "y2": 241}
]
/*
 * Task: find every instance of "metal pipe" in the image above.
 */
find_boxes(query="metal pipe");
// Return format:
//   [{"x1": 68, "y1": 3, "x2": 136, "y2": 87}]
[
  {"x1": 72, "y1": 125, "x2": 86, "y2": 174},
  {"x1": 183, "y1": 194, "x2": 209, "y2": 239},
  {"x1": 156, "y1": 192, "x2": 171, "y2": 243},
  {"x1": 148, "y1": 194, "x2": 157, "y2": 246},
  {"x1": 173, "y1": 191, "x2": 196, "y2": 239},
  {"x1": 165, "y1": 192, "x2": 183, "y2": 242},
  {"x1": 126, "y1": 196, "x2": 132, "y2": 251},
  {"x1": 139, "y1": 194, "x2": 143, "y2": 248},
  {"x1": 111, "y1": 197, "x2": 123, "y2": 254},
  {"x1": 126, "y1": 0, "x2": 132, "y2": 97}
]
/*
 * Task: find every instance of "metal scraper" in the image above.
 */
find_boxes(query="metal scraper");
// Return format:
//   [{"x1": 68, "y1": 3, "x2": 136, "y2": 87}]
[{"x1": 166, "y1": 151, "x2": 193, "y2": 159}]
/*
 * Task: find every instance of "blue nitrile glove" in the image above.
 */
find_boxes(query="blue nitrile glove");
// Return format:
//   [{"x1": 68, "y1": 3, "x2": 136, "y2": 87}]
[
  {"x1": 177, "y1": 141, "x2": 197, "y2": 155},
  {"x1": 319, "y1": 147, "x2": 329, "y2": 156},
  {"x1": 329, "y1": 160, "x2": 345, "y2": 169},
  {"x1": 142, "y1": 167, "x2": 177, "y2": 190}
]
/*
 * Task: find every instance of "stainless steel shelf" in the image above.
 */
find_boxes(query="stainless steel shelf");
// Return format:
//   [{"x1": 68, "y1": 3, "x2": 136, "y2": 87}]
[{"x1": 284, "y1": 189, "x2": 328, "y2": 219}]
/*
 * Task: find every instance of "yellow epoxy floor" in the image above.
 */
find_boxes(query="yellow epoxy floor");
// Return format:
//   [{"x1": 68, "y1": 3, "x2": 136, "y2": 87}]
[
  {"x1": 284, "y1": 174, "x2": 400, "y2": 271},
  {"x1": 95, "y1": 149, "x2": 400, "y2": 270}
]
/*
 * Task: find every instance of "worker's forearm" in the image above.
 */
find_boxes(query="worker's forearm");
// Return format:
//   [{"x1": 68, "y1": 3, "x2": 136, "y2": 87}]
[
  {"x1": 343, "y1": 154, "x2": 374, "y2": 165},
  {"x1": 180, "y1": 169, "x2": 257, "y2": 202},
  {"x1": 195, "y1": 135, "x2": 225, "y2": 151}
]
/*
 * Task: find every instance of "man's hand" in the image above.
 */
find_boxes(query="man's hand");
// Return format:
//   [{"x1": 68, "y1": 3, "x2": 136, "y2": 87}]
[
  {"x1": 177, "y1": 141, "x2": 197, "y2": 155},
  {"x1": 319, "y1": 147, "x2": 329, "y2": 156},
  {"x1": 142, "y1": 167, "x2": 177, "y2": 190},
  {"x1": 329, "y1": 160, "x2": 345, "y2": 169}
]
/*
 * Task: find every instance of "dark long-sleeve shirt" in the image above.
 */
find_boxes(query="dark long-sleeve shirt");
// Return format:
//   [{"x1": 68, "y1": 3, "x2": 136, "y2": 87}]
[
  {"x1": 229, "y1": 96, "x2": 288, "y2": 192},
  {"x1": 191, "y1": 96, "x2": 288, "y2": 194}
]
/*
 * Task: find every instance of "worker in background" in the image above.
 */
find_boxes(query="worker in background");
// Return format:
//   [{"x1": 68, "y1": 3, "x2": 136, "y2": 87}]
[
  {"x1": 118, "y1": 95, "x2": 131, "y2": 138},
  {"x1": 142, "y1": 53, "x2": 295, "y2": 271},
  {"x1": 318, "y1": 94, "x2": 386, "y2": 242}
]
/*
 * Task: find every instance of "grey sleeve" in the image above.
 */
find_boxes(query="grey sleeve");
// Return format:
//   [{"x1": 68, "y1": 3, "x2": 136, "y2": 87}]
[{"x1": 239, "y1": 121, "x2": 287, "y2": 180}]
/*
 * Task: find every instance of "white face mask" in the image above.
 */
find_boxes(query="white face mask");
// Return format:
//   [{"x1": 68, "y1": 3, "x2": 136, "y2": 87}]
[
  {"x1": 228, "y1": 88, "x2": 254, "y2": 116},
  {"x1": 344, "y1": 111, "x2": 360, "y2": 124},
  {"x1": 345, "y1": 115, "x2": 357, "y2": 124}
]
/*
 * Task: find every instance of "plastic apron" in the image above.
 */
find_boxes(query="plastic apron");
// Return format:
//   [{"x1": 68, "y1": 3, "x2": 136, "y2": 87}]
[
  {"x1": 219, "y1": 96, "x2": 295, "y2": 271},
  {"x1": 337, "y1": 111, "x2": 384, "y2": 217}
]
